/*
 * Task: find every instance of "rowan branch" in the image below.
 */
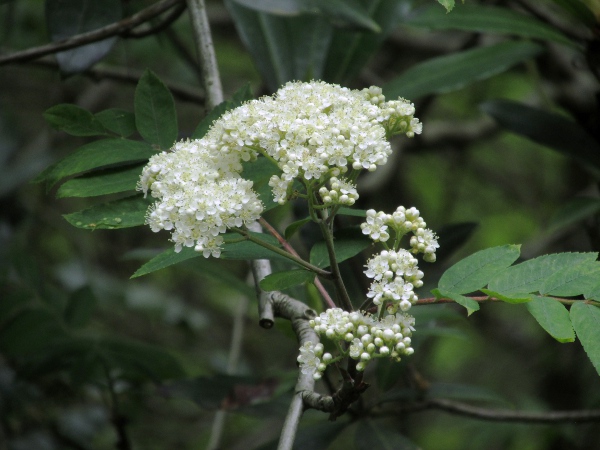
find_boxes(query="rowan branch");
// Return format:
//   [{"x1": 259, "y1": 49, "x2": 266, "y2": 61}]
[{"x1": 0, "y1": 0, "x2": 185, "y2": 66}]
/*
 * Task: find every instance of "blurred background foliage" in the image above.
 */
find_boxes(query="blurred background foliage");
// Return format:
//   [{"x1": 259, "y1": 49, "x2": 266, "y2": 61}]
[{"x1": 1, "y1": 0, "x2": 600, "y2": 448}]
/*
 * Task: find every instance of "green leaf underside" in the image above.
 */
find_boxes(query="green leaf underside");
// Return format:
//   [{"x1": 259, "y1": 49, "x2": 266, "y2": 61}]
[
  {"x1": 134, "y1": 69, "x2": 178, "y2": 150},
  {"x1": 438, "y1": 244, "x2": 521, "y2": 294},
  {"x1": 480, "y1": 288, "x2": 531, "y2": 304},
  {"x1": 63, "y1": 195, "x2": 153, "y2": 229},
  {"x1": 408, "y1": 4, "x2": 576, "y2": 48},
  {"x1": 383, "y1": 41, "x2": 543, "y2": 100},
  {"x1": 56, "y1": 164, "x2": 142, "y2": 198},
  {"x1": 540, "y1": 261, "x2": 600, "y2": 297},
  {"x1": 437, "y1": 0, "x2": 455, "y2": 13},
  {"x1": 549, "y1": 197, "x2": 600, "y2": 232},
  {"x1": 95, "y1": 108, "x2": 137, "y2": 137},
  {"x1": 284, "y1": 217, "x2": 312, "y2": 240},
  {"x1": 570, "y1": 302, "x2": 600, "y2": 376},
  {"x1": 481, "y1": 100, "x2": 600, "y2": 171},
  {"x1": 229, "y1": 0, "x2": 309, "y2": 16},
  {"x1": 35, "y1": 139, "x2": 154, "y2": 187},
  {"x1": 433, "y1": 288, "x2": 480, "y2": 315},
  {"x1": 488, "y1": 252, "x2": 598, "y2": 296},
  {"x1": 355, "y1": 418, "x2": 418, "y2": 450},
  {"x1": 310, "y1": 227, "x2": 372, "y2": 268},
  {"x1": 526, "y1": 296, "x2": 575, "y2": 343},
  {"x1": 132, "y1": 232, "x2": 285, "y2": 278},
  {"x1": 44, "y1": 104, "x2": 109, "y2": 136},
  {"x1": 259, "y1": 269, "x2": 315, "y2": 291}
]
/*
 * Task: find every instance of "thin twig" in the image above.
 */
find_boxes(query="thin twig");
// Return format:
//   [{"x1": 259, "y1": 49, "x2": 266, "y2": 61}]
[
  {"x1": 381, "y1": 397, "x2": 600, "y2": 423},
  {"x1": 0, "y1": 0, "x2": 184, "y2": 66},
  {"x1": 185, "y1": 0, "x2": 223, "y2": 109},
  {"x1": 259, "y1": 217, "x2": 337, "y2": 309},
  {"x1": 121, "y1": 1, "x2": 187, "y2": 38}
]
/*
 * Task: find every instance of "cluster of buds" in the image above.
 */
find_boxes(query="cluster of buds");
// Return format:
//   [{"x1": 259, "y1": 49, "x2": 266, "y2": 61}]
[
  {"x1": 318, "y1": 177, "x2": 359, "y2": 206},
  {"x1": 299, "y1": 308, "x2": 416, "y2": 379}
]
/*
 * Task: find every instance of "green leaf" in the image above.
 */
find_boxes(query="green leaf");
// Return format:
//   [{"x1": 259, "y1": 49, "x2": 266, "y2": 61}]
[
  {"x1": 95, "y1": 108, "x2": 137, "y2": 137},
  {"x1": 438, "y1": 244, "x2": 521, "y2": 294},
  {"x1": 548, "y1": 196, "x2": 600, "y2": 232},
  {"x1": 226, "y1": 0, "x2": 333, "y2": 90},
  {"x1": 284, "y1": 217, "x2": 312, "y2": 240},
  {"x1": 35, "y1": 138, "x2": 154, "y2": 187},
  {"x1": 192, "y1": 83, "x2": 254, "y2": 139},
  {"x1": 481, "y1": 100, "x2": 600, "y2": 172},
  {"x1": 432, "y1": 288, "x2": 480, "y2": 315},
  {"x1": 131, "y1": 247, "x2": 200, "y2": 279},
  {"x1": 488, "y1": 252, "x2": 599, "y2": 296},
  {"x1": 230, "y1": 0, "x2": 309, "y2": 15},
  {"x1": 355, "y1": 418, "x2": 418, "y2": 450},
  {"x1": 221, "y1": 233, "x2": 288, "y2": 261},
  {"x1": 317, "y1": 0, "x2": 381, "y2": 33},
  {"x1": 45, "y1": 0, "x2": 121, "y2": 73},
  {"x1": 44, "y1": 104, "x2": 109, "y2": 136},
  {"x1": 336, "y1": 207, "x2": 367, "y2": 217},
  {"x1": 99, "y1": 337, "x2": 186, "y2": 381},
  {"x1": 63, "y1": 195, "x2": 152, "y2": 229},
  {"x1": 437, "y1": 0, "x2": 455, "y2": 13},
  {"x1": 550, "y1": 0, "x2": 596, "y2": 28},
  {"x1": 383, "y1": 41, "x2": 544, "y2": 100},
  {"x1": 570, "y1": 302, "x2": 600, "y2": 375},
  {"x1": 242, "y1": 156, "x2": 280, "y2": 212},
  {"x1": 526, "y1": 296, "x2": 575, "y2": 343},
  {"x1": 259, "y1": 269, "x2": 315, "y2": 291},
  {"x1": 408, "y1": 5, "x2": 576, "y2": 48},
  {"x1": 134, "y1": 69, "x2": 178, "y2": 150},
  {"x1": 64, "y1": 286, "x2": 97, "y2": 329},
  {"x1": 540, "y1": 261, "x2": 600, "y2": 297},
  {"x1": 427, "y1": 382, "x2": 510, "y2": 405},
  {"x1": 585, "y1": 282, "x2": 600, "y2": 301},
  {"x1": 480, "y1": 288, "x2": 531, "y2": 304},
  {"x1": 56, "y1": 165, "x2": 142, "y2": 198},
  {"x1": 309, "y1": 227, "x2": 372, "y2": 268}
]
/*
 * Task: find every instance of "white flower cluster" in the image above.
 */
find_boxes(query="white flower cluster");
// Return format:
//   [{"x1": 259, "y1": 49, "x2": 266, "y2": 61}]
[
  {"x1": 318, "y1": 176, "x2": 358, "y2": 206},
  {"x1": 299, "y1": 308, "x2": 415, "y2": 379},
  {"x1": 361, "y1": 206, "x2": 439, "y2": 261},
  {"x1": 138, "y1": 140, "x2": 263, "y2": 257},
  {"x1": 207, "y1": 81, "x2": 420, "y2": 205}
]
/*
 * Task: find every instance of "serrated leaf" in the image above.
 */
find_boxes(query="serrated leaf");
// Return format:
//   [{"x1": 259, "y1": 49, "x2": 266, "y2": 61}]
[
  {"x1": 259, "y1": 269, "x2": 315, "y2": 291},
  {"x1": 540, "y1": 261, "x2": 600, "y2": 297},
  {"x1": 570, "y1": 302, "x2": 600, "y2": 376},
  {"x1": 64, "y1": 286, "x2": 97, "y2": 329},
  {"x1": 585, "y1": 282, "x2": 600, "y2": 301},
  {"x1": 437, "y1": 0, "x2": 455, "y2": 13},
  {"x1": 408, "y1": 4, "x2": 576, "y2": 48},
  {"x1": 309, "y1": 227, "x2": 371, "y2": 268},
  {"x1": 35, "y1": 138, "x2": 154, "y2": 187},
  {"x1": 488, "y1": 252, "x2": 598, "y2": 296},
  {"x1": 95, "y1": 108, "x2": 137, "y2": 137},
  {"x1": 480, "y1": 288, "x2": 531, "y2": 304},
  {"x1": 63, "y1": 195, "x2": 152, "y2": 229},
  {"x1": 45, "y1": 0, "x2": 121, "y2": 73},
  {"x1": 526, "y1": 296, "x2": 575, "y2": 343},
  {"x1": 549, "y1": 196, "x2": 600, "y2": 232},
  {"x1": 192, "y1": 84, "x2": 254, "y2": 139},
  {"x1": 44, "y1": 104, "x2": 109, "y2": 136},
  {"x1": 221, "y1": 233, "x2": 289, "y2": 261},
  {"x1": 134, "y1": 69, "x2": 178, "y2": 150},
  {"x1": 355, "y1": 419, "x2": 418, "y2": 450},
  {"x1": 438, "y1": 244, "x2": 521, "y2": 294},
  {"x1": 432, "y1": 288, "x2": 479, "y2": 315},
  {"x1": 56, "y1": 165, "x2": 142, "y2": 198},
  {"x1": 384, "y1": 41, "x2": 544, "y2": 100},
  {"x1": 481, "y1": 100, "x2": 600, "y2": 171},
  {"x1": 131, "y1": 247, "x2": 201, "y2": 278},
  {"x1": 285, "y1": 217, "x2": 312, "y2": 240}
]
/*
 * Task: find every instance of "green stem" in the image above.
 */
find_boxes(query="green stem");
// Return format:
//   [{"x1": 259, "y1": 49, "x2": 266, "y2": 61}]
[
  {"x1": 316, "y1": 209, "x2": 353, "y2": 311},
  {"x1": 232, "y1": 227, "x2": 332, "y2": 279}
]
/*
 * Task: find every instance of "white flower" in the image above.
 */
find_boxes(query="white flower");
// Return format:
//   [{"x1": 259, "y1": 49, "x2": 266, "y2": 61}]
[{"x1": 297, "y1": 341, "x2": 322, "y2": 377}]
